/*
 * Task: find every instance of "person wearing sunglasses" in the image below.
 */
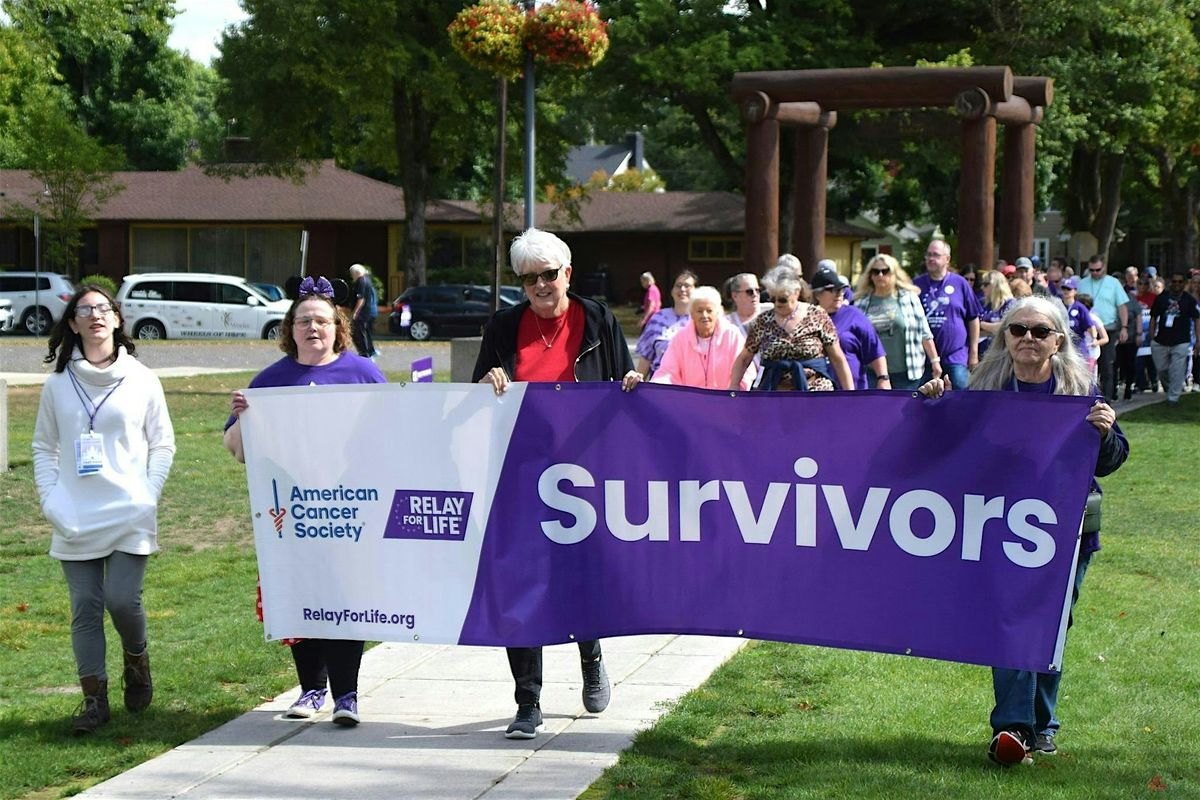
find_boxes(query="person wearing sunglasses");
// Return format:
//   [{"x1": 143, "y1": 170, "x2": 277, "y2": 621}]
[
  {"x1": 811, "y1": 267, "x2": 887, "y2": 389},
  {"x1": 851, "y1": 254, "x2": 940, "y2": 390},
  {"x1": 653, "y1": 286, "x2": 754, "y2": 390},
  {"x1": 728, "y1": 264, "x2": 853, "y2": 392},
  {"x1": 1147, "y1": 272, "x2": 1200, "y2": 405},
  {"x1": 919, "y1": 296, "x2": 1128, "y2": 767},
  {"x1": 1076, "y1": 255, "x2": 1129, "y2": 401},
  {"x1": 33, "y1": 285, "x2": 176, "y2": 733},
  {"x1": 724, "y1": 272, "x2": 769, "y2": 337},
  {"x1": 977, "y1": 266, "x2": 1015, "y2": 357},
  {"x1": 635, "y1": 269, "x2": 697, "y2": 377},
  {"x1": 473, "y1": 227, "x2": 640, "y2": 740}
]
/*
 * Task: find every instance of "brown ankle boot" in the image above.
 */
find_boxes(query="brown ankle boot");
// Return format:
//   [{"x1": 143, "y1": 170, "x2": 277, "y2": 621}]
[
  {"x1": 123, "y1": 648, "x2": 153, "y2": 711},
  {"x1": 72, "y1": 676, "x2": 111, "y2": 734}
]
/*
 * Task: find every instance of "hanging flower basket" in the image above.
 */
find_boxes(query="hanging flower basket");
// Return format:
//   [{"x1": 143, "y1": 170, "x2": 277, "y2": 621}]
[
  {"x1": 526, "y1": 0, "x2": 609, "y2": 71},
  {"x1": 448, "y1": 0, "x2": 527, "y2": 80}
]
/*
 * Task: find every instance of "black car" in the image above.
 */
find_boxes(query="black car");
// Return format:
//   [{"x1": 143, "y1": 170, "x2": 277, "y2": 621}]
[{"x1": 389, "y1": 284, "x2": 517, "y2": 341}]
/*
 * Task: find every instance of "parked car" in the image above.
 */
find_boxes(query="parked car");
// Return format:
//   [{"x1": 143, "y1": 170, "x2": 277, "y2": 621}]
[
  {"x1": 0, "y1": 298, "x2": 14, "y2": 333},
  {"x1": 251, "y1": 282, "x2": 287, "y2": 302},
  {"x1": 388, "y1": 284, "x2": 517, "y2": 341},
  {"x1": 0, "y1": 271, "x2": 75, "y2": 334},
  {"x1": 115, "y1": 272, "x2": 290, "y2": 340}
]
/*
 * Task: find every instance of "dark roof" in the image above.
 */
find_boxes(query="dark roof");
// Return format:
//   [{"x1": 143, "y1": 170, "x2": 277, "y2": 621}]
[
  {"x1": 1, "y1": 163, "x2": 873, "y2": 239},
  {"x1": 0, "y1": 161, "x2": 406, "y2": 223},
  {"x1": 565, "y1": 144, "x2": 634, "y2": 185}
]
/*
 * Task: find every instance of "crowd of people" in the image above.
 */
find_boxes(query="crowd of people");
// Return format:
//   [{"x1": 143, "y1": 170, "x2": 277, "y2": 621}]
[{"x1": 34, "y1": 228, "x2": 1173, "y2": 768}]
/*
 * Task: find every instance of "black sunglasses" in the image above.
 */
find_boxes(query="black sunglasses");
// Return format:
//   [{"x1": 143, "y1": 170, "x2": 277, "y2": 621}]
[
  {"x1": 739, "y1": 288, "x2": 760, "y2": 296},
  {"x1": 770, "y1": 295, "x2": 793, "y2": 304},
  {"x1": 1007, "y1": 323, "x2": 1058, "y2": 340},
  {"x1": 519, "y1": 267, "x2": 561, "y2": 286},
  {"x1": 870, "y1": 267, "x2": 891, "y2": 276}
]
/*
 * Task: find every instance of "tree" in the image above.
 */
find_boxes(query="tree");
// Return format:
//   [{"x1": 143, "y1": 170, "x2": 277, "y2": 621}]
[
  {"x1": 0, "y1": 22, "x2": 57, "y2": 166},
  {"x1": 5, "y1": 98, "x2": 124, "y2": 275},
  {"x1": 3, "y1": 0, "x2": 215, "y2": 169},
  {"x1": 585, "y1": 167, "x2": 666, "y2": 192}
]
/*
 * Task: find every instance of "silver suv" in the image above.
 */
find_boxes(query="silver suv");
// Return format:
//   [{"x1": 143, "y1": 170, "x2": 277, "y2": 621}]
[{"x1": 0, "y1": 272, "x2": 75, "y2": 334}]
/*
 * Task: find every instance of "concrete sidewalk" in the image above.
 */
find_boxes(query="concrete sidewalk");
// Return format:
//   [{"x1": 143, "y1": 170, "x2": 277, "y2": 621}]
[{"x1": 77, "y1": 635, "x2": 746, "y2": 800}]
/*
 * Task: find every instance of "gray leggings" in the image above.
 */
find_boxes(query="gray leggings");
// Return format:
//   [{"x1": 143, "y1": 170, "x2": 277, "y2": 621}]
[{"x1": 60, "y1": 552, "x2": 149, "y2": 681}]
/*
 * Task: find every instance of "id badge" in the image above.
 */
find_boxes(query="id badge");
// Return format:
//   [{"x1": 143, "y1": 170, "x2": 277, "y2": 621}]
[
  {"x1": 76, "y1": 432, "x2": 104, "y2": 476},
  {"x1": 1165, "y1": 313, "x2": 1177, "y2": 328}
]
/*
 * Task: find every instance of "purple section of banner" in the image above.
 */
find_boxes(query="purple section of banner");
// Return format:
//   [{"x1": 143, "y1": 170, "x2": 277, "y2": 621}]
[
  {"x1": 384, "y1": 490, "x2": 473, "y2": 540},
  {"x1": 458, "y1": 384, "x2": 1099, "y2": 672}
]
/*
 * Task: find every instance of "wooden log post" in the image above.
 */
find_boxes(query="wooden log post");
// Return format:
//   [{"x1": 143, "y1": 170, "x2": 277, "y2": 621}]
[
  {"x1": 792, "y1": 111, "x2": 836, "y2": 280},
  {"x1": 732, "y1": 66, "x2": 1012, "y2": 110},
  {"x1": 956, "y1": 88, "x2": 997, "y2": 271},
  {"x1": 999, "y1": 121, "x2": 1038, "y2": 263},
  {"x1": 741, "y1": 92, "x2": 780, "y2": 273}
]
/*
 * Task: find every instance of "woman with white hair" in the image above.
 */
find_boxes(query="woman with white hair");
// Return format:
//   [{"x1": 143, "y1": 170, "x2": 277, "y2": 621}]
[
  {"x1": 472, "y1": 227, "x2": 640, "y2": 741},
  {"x1": 653, "y1": 286, "x2": 753, "y2": 389},
  {"x1": 728, "y1": 265, "x2": 853, "y2": 391},
  {"x1": 919, "y1": 296, "x2": 1128, "y2": 767}
]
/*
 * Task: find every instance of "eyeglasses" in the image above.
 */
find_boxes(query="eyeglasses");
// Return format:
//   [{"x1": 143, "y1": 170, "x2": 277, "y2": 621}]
[
  {"x1": 769, "y1": 295, "x2": 793, "y2": 304},
  {"x1": 673, "y1": 282, "x2": 695, "y2": 291},
  {"x1": 519, "y1": 267, "x2": 561, "y2": 286},
  {"x1": 964, "y1": 275, "x2": 976, "y2": 283},
  {"x1": 870, "y1": 267, "x2": 891, "y2": 276},
  {"x1": 739, "y1": 288, "x2": 760, "y2": 296},
  {"x1": 296, "y1": 316, "x2": 334, "y2": 327},
  {"x1": 1006, "y1": 323, "x2": 1058, "y2": 340},
  {"x1": 75, "y1": 303, "x2": 114, "y2": 317},
  {"x1": 1088, "y1": 267, "x2": 1105, "y2": 274}
]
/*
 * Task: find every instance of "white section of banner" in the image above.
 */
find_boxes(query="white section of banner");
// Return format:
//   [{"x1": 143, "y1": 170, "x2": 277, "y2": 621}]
[{"x1": 240, "y1": 382, "x2": 527, "y2": 643}]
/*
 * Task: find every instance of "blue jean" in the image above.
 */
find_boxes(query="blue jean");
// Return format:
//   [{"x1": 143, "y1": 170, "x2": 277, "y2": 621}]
[
  {"x1": 921, "y1": 361, "x2": 970, "y2": 391},
  {"x1": 990, "y1": 548, "x2": 1093, "y2": 738}
]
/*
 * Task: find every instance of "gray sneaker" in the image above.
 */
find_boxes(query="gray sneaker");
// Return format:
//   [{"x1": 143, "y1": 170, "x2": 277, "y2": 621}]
[
  {"x1": 582, "y1": 657, "x2": 611, "y2": 713},
  {"x1": 505, "y1": 704, "x2": 543, "y2": 739},
  {"x1": 1034, "y1": 732, "x2": 1057, "y2": 755}
]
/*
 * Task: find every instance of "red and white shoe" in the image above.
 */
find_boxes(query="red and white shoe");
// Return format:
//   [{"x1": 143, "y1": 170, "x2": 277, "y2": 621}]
[{"x1": 989, "y1": 730, "x2": 1033, "y2": 766}]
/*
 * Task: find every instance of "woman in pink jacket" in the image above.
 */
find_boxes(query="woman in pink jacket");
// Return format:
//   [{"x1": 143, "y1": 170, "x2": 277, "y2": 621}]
[{"x1": 652, "y1": 286, "x2": 754, "y2": 390}]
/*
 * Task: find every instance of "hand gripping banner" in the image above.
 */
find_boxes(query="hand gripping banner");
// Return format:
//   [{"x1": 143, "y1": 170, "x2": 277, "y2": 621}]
[{"x1": 239, "y1": 382, "x2": 1099, "y2": 674}]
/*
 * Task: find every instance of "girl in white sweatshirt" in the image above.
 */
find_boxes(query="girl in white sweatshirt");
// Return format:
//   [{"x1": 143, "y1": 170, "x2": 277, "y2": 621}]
[{"x1": 32, "y1": 285, "x2": 175, "y2": 733}]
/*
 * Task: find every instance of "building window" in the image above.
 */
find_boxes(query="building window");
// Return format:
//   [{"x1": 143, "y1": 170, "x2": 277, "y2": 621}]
[
  {"x1": 1031, "y1": 238, "x2": 1049, "y2": 264},
  {"x1": 688, "y1": 236, "x2": 743, "y2": 262},
  {"x1": 131, "y1": 225, "x2": 303, "y2": 282},
  {"x1": 427, "y1": 227, "x2": 494, "y2": 282},
  {"x1": 1145, "y1": 238, "x2": 1171, "y2": 271},
  {"x1": 0, "y1": 227, "x2": 18, "y2": 268},
  {"x1": 133, "y1": 227, "x2": 188, "y2": 271}
]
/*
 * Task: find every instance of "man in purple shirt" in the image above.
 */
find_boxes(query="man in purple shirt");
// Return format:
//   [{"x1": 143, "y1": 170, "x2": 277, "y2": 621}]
[{"x1": 914, "y1": 239, "x2": 981, "y2": 389}]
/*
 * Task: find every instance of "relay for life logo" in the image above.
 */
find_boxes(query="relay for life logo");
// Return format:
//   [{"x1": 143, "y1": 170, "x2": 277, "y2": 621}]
[{"x1": 384, "y1": 490, "x2": 473, "y2": 541}]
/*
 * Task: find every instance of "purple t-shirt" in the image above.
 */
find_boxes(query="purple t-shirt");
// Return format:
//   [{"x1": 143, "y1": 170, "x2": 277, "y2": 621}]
[
  {"x1": 830, "y1": 304, "x2": 885, "y2": 389},
  {"x1": 635, "y1": 308, "x2": 689, "y2": 373},
  {"x1": 224, "y1": 351, "x2": 386, "y2": 430},
  {"x1": 914, "y1": 272, "x2": 982, "y2": 366}
]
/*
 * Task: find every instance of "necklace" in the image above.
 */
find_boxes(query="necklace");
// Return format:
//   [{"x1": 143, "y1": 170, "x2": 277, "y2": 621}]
[
  {"x1": 533, "y1": 312, "x2": 567, "y2": 350},
  {"x1": 774, "y1": 304, "x2": 801, "y2": 329},
  {"x1": 85, "y1": 351, "x2": 116, "y2": 367}
]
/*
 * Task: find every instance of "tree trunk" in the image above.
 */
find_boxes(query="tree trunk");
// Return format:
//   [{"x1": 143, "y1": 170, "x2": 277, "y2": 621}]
[
  {"x1": 1089, "y1": 152, "x2": 1124, "y2": 262},
  {"x1": 394, "y1": 81, "x2": 434, "y2": 288},
  {"x1": 678, "y1": 94, "x2": 744, "y2": 190},
  {"x1": 1065, "y1": 145, "x2": 1100, "y2": 234}
]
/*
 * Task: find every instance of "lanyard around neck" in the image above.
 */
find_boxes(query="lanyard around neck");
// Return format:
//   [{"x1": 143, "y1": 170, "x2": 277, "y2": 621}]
[{"x1": 67, "y1": 365, "x2": 125, "y2": 432}]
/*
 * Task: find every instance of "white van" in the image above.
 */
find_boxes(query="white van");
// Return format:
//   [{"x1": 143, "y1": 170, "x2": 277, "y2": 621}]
[{"x1": 116, "y1": 273, "x2": 290, "y2": 340}]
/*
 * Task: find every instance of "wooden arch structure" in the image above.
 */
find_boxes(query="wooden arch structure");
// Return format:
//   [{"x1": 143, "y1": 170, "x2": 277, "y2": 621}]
[{"x1": 731, "y1": 66, "x2": 1054, "y2": 276}]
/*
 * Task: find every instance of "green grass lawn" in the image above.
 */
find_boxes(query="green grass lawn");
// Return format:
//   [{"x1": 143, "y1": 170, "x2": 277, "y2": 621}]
[{"x1": 1, "y1": 376, "x2": 1196, "y2": 799}]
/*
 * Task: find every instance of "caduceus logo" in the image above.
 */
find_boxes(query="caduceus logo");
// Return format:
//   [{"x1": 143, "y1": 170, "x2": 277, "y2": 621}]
[{"x1": 269, "y1": 479, "x2": 286, "y2": 537}]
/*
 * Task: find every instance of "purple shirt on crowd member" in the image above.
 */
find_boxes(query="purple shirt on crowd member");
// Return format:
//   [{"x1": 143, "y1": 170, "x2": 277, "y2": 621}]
[
  {"x1": 1065, "y1": 300, "x2": 1093, "y2": 349},
  {"x1": 224, "y1": 351, "x2": 385, "y2": 430},
  {"x1": 914, "y1": 272, "x2": 982, "y2": 366},
  {"x1": 829, "y1": 304, "x2": 886, "y2": 389},
  {"x1": 978, "y1": 299, "x2": 1014, "y2": 356},
  {"x1": 636, "y1": 307, "x2": 689, "y2": 374}
]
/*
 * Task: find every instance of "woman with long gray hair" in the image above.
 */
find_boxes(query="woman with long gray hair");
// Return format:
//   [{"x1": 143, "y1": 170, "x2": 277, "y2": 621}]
[{"x1": 919, "y1": 296, "x2": 1128, "y2": 767}]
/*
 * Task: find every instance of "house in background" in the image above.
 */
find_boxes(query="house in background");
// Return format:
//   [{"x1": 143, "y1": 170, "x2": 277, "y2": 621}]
[
  {"x1": 1, "y1": 162, "x2": 872, "y2": 305},
  {"x1": 565, "y1": 132, "x2": 656, "y2": 188}
]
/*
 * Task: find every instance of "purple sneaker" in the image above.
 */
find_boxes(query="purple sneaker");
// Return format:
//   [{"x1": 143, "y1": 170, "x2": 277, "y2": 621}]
[
  {"x1": 285, "y1": 688, "x2": 326, "y2": 719},
  {"x1": 331, "y1": 692, "x2": 360, "y2": 727}
]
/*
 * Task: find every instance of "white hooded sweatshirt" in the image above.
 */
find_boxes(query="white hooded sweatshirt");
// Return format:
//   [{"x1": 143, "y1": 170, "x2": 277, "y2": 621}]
[{"x1": 33, "y1": 347, "x2": 175, "y2": 560}]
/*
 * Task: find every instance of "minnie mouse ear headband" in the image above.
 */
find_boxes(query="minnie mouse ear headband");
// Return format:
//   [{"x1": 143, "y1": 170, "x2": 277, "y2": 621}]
[{"x1": 298, "y1": 276, "x2": 334, "y2": 298}]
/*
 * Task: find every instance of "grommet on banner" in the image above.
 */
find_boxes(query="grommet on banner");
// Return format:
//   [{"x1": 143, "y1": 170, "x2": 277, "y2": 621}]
[
  {"x1": 413, "y1": 634, "x2": 420, "y2": 641},
  {"x1": 729, "y1": 392, "x2": 737, "y2": 397},
  {"x1": 1048, "y1": 663, "x2": 1059, "y2": 672},
  {"x1": 254, "y1": 512, "x2": 261, "y2": 518},
  {"x1": 911, "y1": 392, "x2": 920, "y2": 398},
  {"x1": 555, "y1": 384, "x2": 562, "y2": 391},
  {"x1": 736, "y1": 629, "x2": 744, "y2": 636},
  {"x1": 568, "y1": 633, "x2": 576, "y2": 640},
  {"x1": 905, "y1": 648, "x2": 912, "y2": 655}
]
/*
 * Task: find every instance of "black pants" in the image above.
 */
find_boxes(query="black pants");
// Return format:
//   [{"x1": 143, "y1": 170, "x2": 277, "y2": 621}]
[
  {"x1": 1116, "y1": 341, "x2": 1137, "y2": 394},
  {"x1": 507, "y1": 640, "x2": 601, "y2": 707},
  {"x1": 352, "y1": 316, "x2": 376, "y2": 358},
  {"x1": 1098, "y1": 328, "x2": 1118, "y2": 400},
  {"x1": 291, "y1": 638, "x2": 365, "y2": 698}
]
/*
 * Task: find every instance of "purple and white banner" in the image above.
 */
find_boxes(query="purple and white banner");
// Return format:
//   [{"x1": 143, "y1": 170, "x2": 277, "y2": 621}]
[{"x1": 239, "y1": 382, "x2": 1099, "y2": 673}]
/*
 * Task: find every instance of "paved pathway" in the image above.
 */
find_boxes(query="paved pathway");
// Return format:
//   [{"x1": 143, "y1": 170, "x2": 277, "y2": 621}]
[{"x1": 77, "y1": 635, "x2": 745, "y2": 800}]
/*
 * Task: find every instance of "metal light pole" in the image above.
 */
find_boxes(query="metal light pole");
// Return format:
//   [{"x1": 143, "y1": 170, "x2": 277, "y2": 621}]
[
  {"x1": 523, "y1": 0, "x2": 536, "y2": 231},
  {"x1": 34, "y1": 213, "x2": 42, "y2": 337}
]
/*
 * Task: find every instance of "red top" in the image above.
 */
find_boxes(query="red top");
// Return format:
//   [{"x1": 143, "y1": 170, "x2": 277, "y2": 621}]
[{"x1": 514, "y1": 302, "x2": 586, "y2": 382}]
